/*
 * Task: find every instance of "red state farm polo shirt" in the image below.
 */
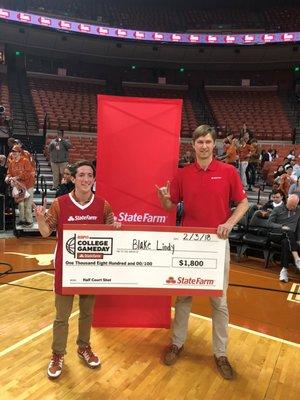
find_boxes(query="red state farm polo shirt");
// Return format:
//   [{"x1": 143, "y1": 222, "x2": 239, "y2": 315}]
[{"x1": 170, "y1": 159, "x2": 246, "y2": 228}]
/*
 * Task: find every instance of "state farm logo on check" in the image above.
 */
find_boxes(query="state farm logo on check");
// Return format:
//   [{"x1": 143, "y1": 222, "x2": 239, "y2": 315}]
[
  {"x1": 165, "y1": 276, "x2": 215, "y2": 285},
  {"x1": 66, "y1": 234, "x2": 113, "y2": 259}
]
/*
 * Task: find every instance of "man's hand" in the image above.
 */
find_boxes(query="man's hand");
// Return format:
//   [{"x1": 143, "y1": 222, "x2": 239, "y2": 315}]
[
  {"x1": 156, "y1": 181, "x2": 171, "y2": 200},
  {"x1": 33, "y1": 198, "x2": 47, "y2": 221},
  {"x1": 217, "y1": 222, "x2": 234, "y2": 239},
  {"x1": 282, "y1": 225, "x2": 290, "y2": 231},
  {"x1": 155, "y1": 181, "x2": 174, "y2": 211}
]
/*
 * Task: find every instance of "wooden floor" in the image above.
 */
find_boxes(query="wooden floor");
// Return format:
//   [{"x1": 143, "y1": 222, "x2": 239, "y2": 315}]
[{"x1": 0, "y1": 237, "x2": 300, "y2": 400}]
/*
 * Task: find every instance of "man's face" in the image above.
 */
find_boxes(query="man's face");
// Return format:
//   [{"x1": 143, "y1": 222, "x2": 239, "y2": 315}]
[
  {"x1": 72, "y1": 165, "x2": 95, "y2": 193},
  {"x1": 11, "y1": 149, "x2": 21, "y2": 160},
  {"x1": 286, "y1": 196, "x2": 299, "y2": 210},
  {"x1": 193, "y1": 134, "x2": 215, "y2": 161},
  {"x1": 63, "y1": 168, "x2": 72, "y2": 183},
  {"x1": 271, "y1": 193, "x2": 283, "y2": 204}
]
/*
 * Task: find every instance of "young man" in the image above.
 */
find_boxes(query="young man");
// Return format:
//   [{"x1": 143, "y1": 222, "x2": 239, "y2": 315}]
[
  {"x1": 35, "y1": 160, "x2": 115, "y2": 379},
  {"x1": 55, "y1": 165, "x2": 75, "y2": 198},
  {"x1": 157, "y1": 125, "x2": 248, "y2": 380}
]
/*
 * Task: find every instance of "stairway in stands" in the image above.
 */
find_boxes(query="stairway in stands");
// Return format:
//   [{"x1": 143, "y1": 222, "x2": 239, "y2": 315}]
[
  {"x1": 278, "y1": 90, "x2": 300, "y2": 142},
  {"x1": 7, "y1": 67, "x2": 39, "y2": 137},
  {"x1": 191, "y1": 87, "x2": 215, "y2": 127}
]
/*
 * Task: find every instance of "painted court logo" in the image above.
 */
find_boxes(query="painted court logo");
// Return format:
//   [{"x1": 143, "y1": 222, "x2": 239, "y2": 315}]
[{"x1": 66, "y1": 234, "x2": 113, "y2": 259}]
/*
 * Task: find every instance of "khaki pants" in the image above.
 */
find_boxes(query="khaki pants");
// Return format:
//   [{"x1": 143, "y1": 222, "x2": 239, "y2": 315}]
[
  {"x1": 18, "y1": 187, "x2": 34, "y2": 223},
  {"x1": 172, "y1": 241, "x2": 230, "y2": 358},
  {"x1": 50, "y1": 162, "x2": 67, "y2": 189},
  {"x1": 52, "y1": 294, "x2": 95, "y2": 355}
]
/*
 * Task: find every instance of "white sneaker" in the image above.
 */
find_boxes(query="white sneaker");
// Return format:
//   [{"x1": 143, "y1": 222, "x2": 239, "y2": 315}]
[
  {"x1": 295, "y1": 260, "x2": 300, "y2": 271},
  {"x1": 279, "y1": 268, "x2": 289, "y2": 283}
]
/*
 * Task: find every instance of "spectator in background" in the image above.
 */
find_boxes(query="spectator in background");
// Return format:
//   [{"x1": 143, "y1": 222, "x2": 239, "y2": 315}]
[
  {"x1": 48, "y1": 130, "x2": 72, "y2": 190},
  {"x1": 288, "y1": 176, "x2": 300, "y2": 199},
  {"x1": 55, "y1": 165, "x2": 75, "y2": 198},
  {"x1": 286, "y1": 149, "x2": 296, "y2": 161},
  {"x1": 238, "y1": 134, "x2": 251, "y2": 187},
  {"x1": 291, "y1": 159, "x2": 300, "y2": 181},
  {"x1": 6, "y1": 138, "x2": 36, "y2": 171},
  {"x1": 246, "y1": 139, "x2": 260, "y2": 191},
  {"x1": 0, "y1": 155, "x2": 7, "y2": 195},
  {"x1": 260, "y1": 149, "x2": 271, "y2": 169},
  {"x1": 5, "y1": 145, "x2": 35, "y2": 226},
  {"x1": 268, "y1": 194, "x2": 300, "y2": 283},
  {"x1": 279, "y1": 165, "x2": 296, "y2": 197},
  {"x1": 273, "y1": 165, "x2": 285, "y2": 181},
  {"x1": 218, "y1": 138, "x2": 238, "y2": 167},
  {"x1": 257, "y1": 189, "x2": 285, "y2": 218},
  {"x1": 270, "y1": 149, "x2": 278, "y2": 160}
]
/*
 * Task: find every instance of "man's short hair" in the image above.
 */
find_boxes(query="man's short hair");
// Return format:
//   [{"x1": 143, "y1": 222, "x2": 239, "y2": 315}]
[
  {"x1": 192, "y1": 125, "x2": 216, "y2": 143},
  {"x1": 71, "y1": 160, "x2": 96, "y2": 177}
]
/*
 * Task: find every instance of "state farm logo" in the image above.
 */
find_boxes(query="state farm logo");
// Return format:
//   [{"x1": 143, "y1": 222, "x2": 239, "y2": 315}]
[
  {"x1": 153, "y1": 32, "x2": 164, "y2": 41},
  {"x1": 17, "y1": 12, "x2": 31, "y2": 22},
  {"x1": 78, "y1": 23, "x2": 90, "y2": 33},
  {"x1": 166, "y1": 276, "x2": 176, "y2": 284},
  {"x1": 206, "y1": 35, "x2": 217, "y2": 43},
  {"x1": 262, "y1": 34, "x2": 274, "y2": 42},
  {"x1": 171, "y1": 34, "x2": 181, "y2": 42},
  {"x1": 282, "y1": 33, "x2": 294, "y2": 42},
  {"x1": 59, "y1": 20, "x2": 71, "y2": 30},
  {"x1": 116, "y1": 29, "x2": 127, "y2": 37},
  {"x1": 38, "y1": 16, "x2": 51, "y2": 26},
  {"x1": 244, "y1": 34, "x2": 255, "y2": 43},
  {"x1": 97, "y1": 27, "x2": 109, "y2": 35},
  {"x1": 67, "y1": 215, "x2": 98, "y2": 222},
  {"x1": 134, "y1": 31, "x2": 145, "y2": 39},
  {"x1": 165, "y1": 276, "x2": 215, "y2": 285},
  {"x1": 224, "y1": 35, "x2": 236, "y2": 43},
  {"x1": 0, "y1": 9, "x2": 10, "y2": 19},
  {"x1": 117, "y1": 212, "x2": 166, "y2": 224},
  {"x1": 188, "y1": 34, "x2": 200, "y2": 43}
]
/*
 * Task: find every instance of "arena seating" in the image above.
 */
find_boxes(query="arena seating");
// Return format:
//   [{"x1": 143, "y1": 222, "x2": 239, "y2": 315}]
[
  {"x1": 206, "y1": 90, "x2": 292, "y2": 140},
  {"x1": 29, "y1": 77, "x2": 105, "y2": 132},
  {"x1": 0, "y1": 73, "x2": 11, "y2": 118},
  {"x1": 3, "y1": 0, "x2": 299, "y2": 31}
]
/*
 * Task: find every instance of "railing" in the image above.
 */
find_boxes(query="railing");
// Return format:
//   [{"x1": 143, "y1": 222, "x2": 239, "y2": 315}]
[{"x1": 40, "y1": 175, "x2": 47, "y2": 204}]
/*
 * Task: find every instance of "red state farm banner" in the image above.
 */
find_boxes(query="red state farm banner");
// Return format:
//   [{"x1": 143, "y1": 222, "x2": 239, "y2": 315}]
[{"x1": 93, "y1": 94, "x2": 182, "y2": 327}]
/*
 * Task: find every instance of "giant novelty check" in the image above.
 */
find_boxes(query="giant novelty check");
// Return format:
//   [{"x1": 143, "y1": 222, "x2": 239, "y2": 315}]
[{"x1": 62, "y1": 225, "x2": 226, "y2": 296}]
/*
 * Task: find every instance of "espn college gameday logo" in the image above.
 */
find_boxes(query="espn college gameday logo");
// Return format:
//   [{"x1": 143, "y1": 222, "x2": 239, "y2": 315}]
[{"x1": 66, "y1": 234, "x2": 113, "y2": 259}]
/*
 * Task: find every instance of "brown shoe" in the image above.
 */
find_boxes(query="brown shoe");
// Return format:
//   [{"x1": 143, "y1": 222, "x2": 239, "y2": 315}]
[
  {"x1": 214, "y1": 355, "x2": 234, "y2": 380},
  {"x1": 78, "y1": 345, "x2": 101, "y2": 368},
  {"x1": 163, "y1": 344, "x2": 183, "y2": 366}
]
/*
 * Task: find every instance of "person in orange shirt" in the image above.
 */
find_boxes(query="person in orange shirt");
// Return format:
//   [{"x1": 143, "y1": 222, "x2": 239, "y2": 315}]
[
  {"x1": 5, "y1": 145, "x2": 35, "y2": 226},
  {"x1": 6, "y1": 139, "x2": 36, "y2": 172},
  {"x1": 218, "y1": 138, "x2": 238, "y2": 167}
]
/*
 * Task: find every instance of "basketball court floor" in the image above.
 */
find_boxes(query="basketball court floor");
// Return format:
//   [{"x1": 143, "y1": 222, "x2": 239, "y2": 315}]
[{"x1": 0, "y1": 236, "x2": 299, "y2": 400}]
